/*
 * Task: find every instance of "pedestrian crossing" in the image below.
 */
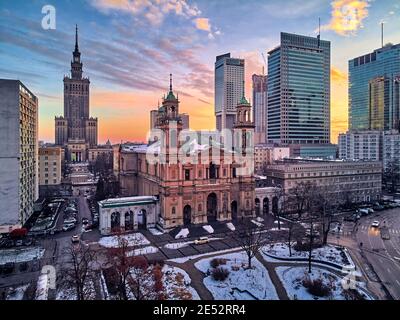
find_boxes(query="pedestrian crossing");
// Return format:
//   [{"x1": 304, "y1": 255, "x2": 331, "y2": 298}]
[{"x1": 359, "y1": 225, "x2": 400, "y2": 234}]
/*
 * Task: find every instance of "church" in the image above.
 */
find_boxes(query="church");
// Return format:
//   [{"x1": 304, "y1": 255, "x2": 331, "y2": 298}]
[
  {"x1": 102, "y1": 76, "x2": 257, "y2": 234},
  {"x1": 55, "y1": 26, "x2": 98, "y2": 162}
]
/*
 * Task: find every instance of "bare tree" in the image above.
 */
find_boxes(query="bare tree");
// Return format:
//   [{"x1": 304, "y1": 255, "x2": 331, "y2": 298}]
[
  {"x1": 59, "y1": 243, "x2": 98, "y2": 300},
  {"x1": 286, "y1": 219, "x2": 303, "y2": 257},
  {"x1": 235, "y1": 220, "x2": 265, "y2": 269},
  {"x1": 104, "y1": 229, "x2": 166, "y2": 300},
  {"x1": 317, "y1": 185, "x2": 340, "y2": 245},
  {"x1": 288, "y1": 181, "x2": 318, "y2": 218}
]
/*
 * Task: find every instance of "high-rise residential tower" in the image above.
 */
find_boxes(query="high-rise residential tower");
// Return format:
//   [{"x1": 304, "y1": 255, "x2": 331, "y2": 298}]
[
  {"x1": 55, "y1": 25, "x2": 98, "y2": 162},
  {"x1": 252, "y1": 74, "x2": 267, "y2": 144},
  {"x1": 349, "y1": 43, "x2": 400, "y2": 131},
  {"x1": 0, "y1": 80, "x2": 38, "y2": 230},
  {"x1": 215, "y1": 53, "x2": 245, "y2": 131},
  {"x1": 267, "y1": 32, "x2": 332, "y2": 157}
]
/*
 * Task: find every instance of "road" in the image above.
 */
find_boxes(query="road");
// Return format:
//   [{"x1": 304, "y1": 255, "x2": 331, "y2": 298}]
[{"x1": 355, "y1": 208, "x2": 400, "y2": 299}]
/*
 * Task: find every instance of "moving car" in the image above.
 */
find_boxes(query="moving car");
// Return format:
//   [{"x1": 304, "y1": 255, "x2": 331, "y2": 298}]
[
  {"x1": 71, "y1": 235, "x2": 80, "y2": 243},
  {"x1": 64, "y1": 218, "x2": 77, "y2": 225},
  {"x1": 194, "y1": 237, "x2": 210, "y2": 245},
  {"x1": 82, "y1": 218, "x2": 89, "y2": 225},
  {"x1": 371, "y1": 221, "x2": 380, "y2": 228}
]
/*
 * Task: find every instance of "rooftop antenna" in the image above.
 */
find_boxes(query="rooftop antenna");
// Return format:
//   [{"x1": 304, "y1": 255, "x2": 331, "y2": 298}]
[
  {"x1": 381, "y1": 22, "x2": 384, "y2": 47},
  {"x1": 317, "y1": 17, "x2": 321, "y2": 48}
]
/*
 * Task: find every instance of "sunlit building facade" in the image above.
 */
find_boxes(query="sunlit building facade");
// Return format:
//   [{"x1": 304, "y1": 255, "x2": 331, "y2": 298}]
[{"x1": 349, "y1": 43, "x2": 400, "y2": 131}]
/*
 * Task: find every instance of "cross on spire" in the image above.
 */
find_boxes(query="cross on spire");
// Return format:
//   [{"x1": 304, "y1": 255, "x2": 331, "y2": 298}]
[{"x1": 169, "y1": 73, "x2": 173, "y2": 92}]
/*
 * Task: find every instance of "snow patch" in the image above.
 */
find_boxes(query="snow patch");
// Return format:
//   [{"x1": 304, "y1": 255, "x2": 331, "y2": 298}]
[
  {"x1": 203, "y1": 225, "x2": 214, "y2": 234},
  {"x1": 251, "y1": 220, "x2": 263, "y2": 227},
  {"x1": 128, "y1": 246, "x2": 158, "y2": 256},
  {"x1": 175, "y1": 228, "x2": 189, "y2": 239},
  {"x1": 226, "y1": 222, "x2": 236, "y2": 231},
  {"x1": 148, "y1": 228, "x2": 164, "y2": 235},
  {"x1": 0, "y1": 247, "x2": 45, "y2": 265},
  {"x1": 163, "y1": 264, "x2": 200, "y2": 300},
  {"x1": 98, "y1": 233, "x2": 150, "y2": 248},
  {"x1": 195, "y1": 251, "x2": 278, "y2": 300}
]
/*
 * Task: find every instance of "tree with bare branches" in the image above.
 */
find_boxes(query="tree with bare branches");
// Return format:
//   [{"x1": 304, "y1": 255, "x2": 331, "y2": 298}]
[
  {"x1": 235, "y1": 220, "x2": 265, "y2": 269},
  {"x1": 59, "y1": 243, "x2": 98, "y2": 300},
  {"x1": 272, "y1": 187, "x2": 286, "y2": 230},
  {"x1": 286, "y1": 219, "x2": 304, "y2": 257},
  {"x1": 316, "y1": 185, "x2": 340, "y2": 245},
  {"x1": 104, "y1": 229, "x2": 167, "y2": 300}
]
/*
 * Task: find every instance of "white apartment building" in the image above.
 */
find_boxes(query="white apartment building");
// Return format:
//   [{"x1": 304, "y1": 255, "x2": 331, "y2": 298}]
[
  {"x1": 338, "y1": 130, "x2": 381, "y2": 161},
  {"x1": 0, "y1": 80, "x2": 38, "y2": 231}
]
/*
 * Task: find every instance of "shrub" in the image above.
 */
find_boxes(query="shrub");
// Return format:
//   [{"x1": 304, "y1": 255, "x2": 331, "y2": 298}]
[
  {"x1": 343, "y1": 289, "x2": 366, "y2": 300},
  {"x1": 212, "y1": 267, "x2": 230, "y2": 281},
  {"x1": 210, "y1": 258, "x2": 227, "y2": 268},
  {"x1": 302, "y1": 278, "x2": 331, "y2": 297}
]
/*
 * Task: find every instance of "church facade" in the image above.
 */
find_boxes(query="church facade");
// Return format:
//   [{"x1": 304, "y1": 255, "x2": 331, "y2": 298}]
[
  {"x1": 110, "y1": 76, "x2": 256, "y2": 232},
  {"x1": 55, "y1": 26, "x2": 98, "y2": 162}
]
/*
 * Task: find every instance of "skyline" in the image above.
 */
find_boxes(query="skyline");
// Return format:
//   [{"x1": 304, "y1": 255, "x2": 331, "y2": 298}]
[{"x1": 1, "y1": 0, "x2": 400, "y2": 144}]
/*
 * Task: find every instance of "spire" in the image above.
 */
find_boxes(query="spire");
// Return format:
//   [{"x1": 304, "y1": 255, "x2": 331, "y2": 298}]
[
  {"x1": 75, "y1": 24, "x2": 79, "y2": 52},
  {"x1": 165, "y1": 73, "x2": 176, "y2": 100},
  {"x1": 239, "y1": 80, "x2": 250, "y2": 105}
]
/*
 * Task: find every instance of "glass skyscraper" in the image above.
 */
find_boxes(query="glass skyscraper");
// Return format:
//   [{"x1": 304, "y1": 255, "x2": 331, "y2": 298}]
[
  {"x1": 349, "y1": 43, "x2": 400, "y2": 131},
  {"x1": 252, "y1": 74, "x2": 267, "y2": 144},
  {"x1": 215, "y1": 53, "x2": 244, "y2": 131},
  {"x1": 267, "y1": 32, "x2": 331, "y2": 145}
]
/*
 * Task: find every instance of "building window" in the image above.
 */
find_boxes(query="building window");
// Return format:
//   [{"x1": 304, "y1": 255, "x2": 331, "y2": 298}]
[
  {"x1": 198, "y1": 204, "x2": 202, "y2": 211},
  {"x1": 172, "y1": 207, "x2": 176, "y2": 215},
  {"x1": 232, "y1": 168, "x2": 237, "y2": 178},
  {"x1": 185, "y1": 169, "x2": 190, "y2": 181}
]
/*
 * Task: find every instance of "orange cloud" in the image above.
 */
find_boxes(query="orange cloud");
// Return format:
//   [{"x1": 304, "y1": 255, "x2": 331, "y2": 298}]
[
  {"x1": 195, "y1": 18, "x2": 211, "y2": 32},
  {"x1": 322, "y1": 0, "x2": 370, "y2": 36},
  {"x1": 331, "y1": 66, "x2": 348, "y2": 83}
]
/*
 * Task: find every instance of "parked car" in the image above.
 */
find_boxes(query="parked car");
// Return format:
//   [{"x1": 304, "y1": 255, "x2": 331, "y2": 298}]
[
  {"x1": 15, "y1": 239, "x2": 24, "y2": 247},
  {"x1": 194, "y1": 237, "x2": 210, "y2": 245},
  {"x1": 344, "y1": 215, "x2": 357, "y2": 222},
  {"x1": 71, "y1": 235, "x2": 80, "y2": 243},
  {"x1": 373, "y1": 204, "x2": 385, "y2": 211},
  {"x1": 358, "y1": 208, "x2": 369, "y2": 216},
  {"x1": 64, "y1": 218, "x2": 77, "y2": 225},
  {"x1": 367, "y1": 208, "x2": 374, "y2": 214},
  {"x1": 63, "y1": 223, "x2": 76, "y2": 232}
]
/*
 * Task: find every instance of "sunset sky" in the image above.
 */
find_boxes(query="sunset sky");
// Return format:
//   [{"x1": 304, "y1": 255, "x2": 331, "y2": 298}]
[{"x1": 1, "y1": 0, "x2": 400, "y2": 144}]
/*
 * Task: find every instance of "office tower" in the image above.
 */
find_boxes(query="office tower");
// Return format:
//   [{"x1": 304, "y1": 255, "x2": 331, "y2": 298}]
[
  {"x1": 252, "y1": 74, "x2": 267, "y2": 144},
  {"x1": 215, "y1": 53, "x2": 245, "y2": 131},
  {"x1": 0, "y1": 80, "x2": 38, "y2": 230},
  {"x1": 55, "y1": 25, "x2": 98, "y2": 161},
  {"x1": 338, "y1": 130, "x2": 381, "y2": 161},
  {"x1": 349, "y1": 43, "x2": 400, "y2": 131},
  {"x1": 267, "y1": 32, "x2": 331, "y2": 146}
]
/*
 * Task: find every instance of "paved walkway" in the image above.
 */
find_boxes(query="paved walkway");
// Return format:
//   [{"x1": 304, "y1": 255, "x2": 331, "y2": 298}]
[{"x1": 255, "y1": 252, "x2": 289, "y2": 300}]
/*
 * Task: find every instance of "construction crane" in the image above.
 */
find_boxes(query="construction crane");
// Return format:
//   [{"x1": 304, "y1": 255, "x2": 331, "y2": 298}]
[{"x1": 261, "y1": 52, "x2": 267, "y2": 76}]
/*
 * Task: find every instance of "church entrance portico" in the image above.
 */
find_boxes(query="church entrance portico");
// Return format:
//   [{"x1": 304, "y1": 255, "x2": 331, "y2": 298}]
[{"x1": 99, "y1": 196, "x2": 159, "y2": 235}]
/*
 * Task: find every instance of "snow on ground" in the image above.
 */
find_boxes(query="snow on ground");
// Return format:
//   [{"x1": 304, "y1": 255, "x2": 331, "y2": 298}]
[
  {"x1": 98, "y1": 233, "x2": 150, "y2": 248},
  {"x1": 203, "y1": 225, "x2": 214, "y2": 234},
  {"x1": 6, "y1": 284, "x2": 29, "y2": 300},
  {"x1": 148, "y1": 228, "x2": 164, "y2": 235},
  {"x1": 175, "y1": 228, "x2": 189, "y2": 239},
  {"x1": 127, "y1": 246, "x2": 158, "y2": 256},
  {"x1": 163, "y1": 264, "x2": 200, "y2": 300},
  {"x1": 256, "y1": 217, "x2": 264, "y2": 222},
  {"x1": 165, "y1": 242, "x2": 192, "y2": 249},
  {"x1": 0, "y1": 247, "x2": 45, "y2": 265},
  {"x1": 165, "y1": 238, "x2": 222, "y2": 250},
  {"x1": 226, "y1": 222, "x2": 235, "y2": 231},
  {"x1": 260, "y1": 243, "x2": 355, "y2": 269},
  {"x1": 276, "y1": 266, "x2": 372, "y2": 300},
  {"x1": 194, "y1": 251, "x2": 278, "y2": 300},
  {"x1": 274, "y1": 220, "x2": 285, "y2": 225},
  {"x1": 269, "y1": 227, "x2": 289, "y2": 231},
  {"x1": 56, "y1": 279, "x2": 96, "y2": 300},
  {"x1": 251, "y1": 220, "x2": 263, "y2": 227},
  {"x1": 168, "y1": 248, "x2": 242, "y2": 264}
]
